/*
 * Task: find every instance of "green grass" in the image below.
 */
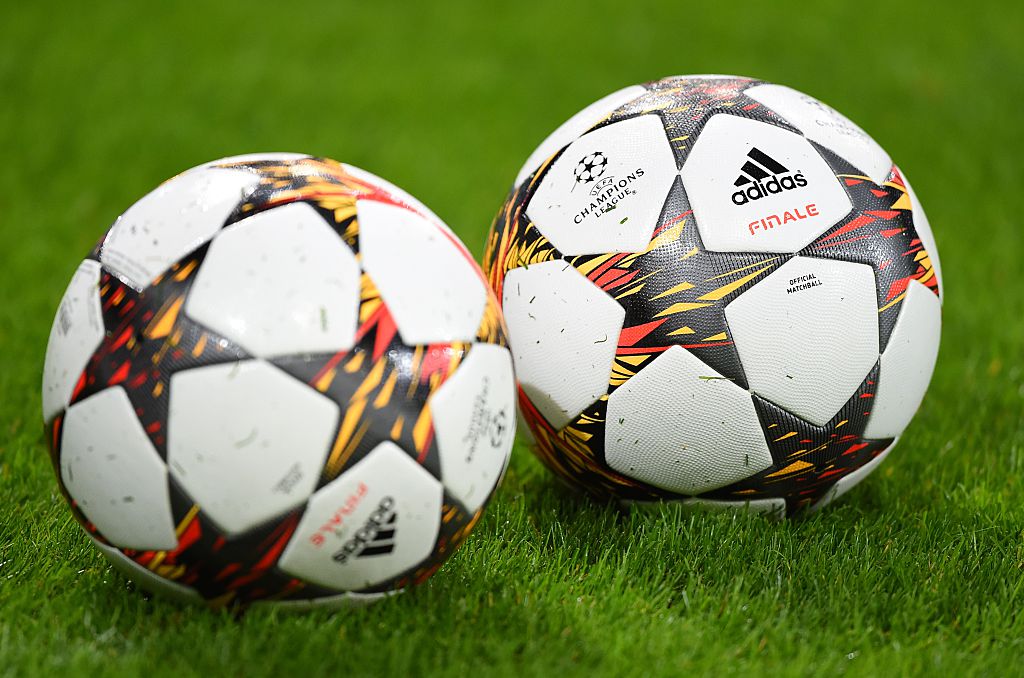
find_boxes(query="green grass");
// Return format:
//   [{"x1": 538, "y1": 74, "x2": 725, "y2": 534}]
[{"x1": 1, "y1": 1, "x2": 1023, "y2": 675}]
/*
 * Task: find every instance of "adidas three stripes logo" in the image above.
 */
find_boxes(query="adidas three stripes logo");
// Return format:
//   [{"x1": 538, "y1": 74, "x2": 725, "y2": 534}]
[
  {"x1": 734, "y1": 147, "x2": 791, "y2": 186},
  {"x1": 730, "y1": 147, "x2": 808, "y2": 205}
]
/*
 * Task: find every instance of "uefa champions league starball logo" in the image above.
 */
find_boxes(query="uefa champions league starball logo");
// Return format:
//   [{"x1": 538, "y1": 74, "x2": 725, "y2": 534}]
[
  {"x1": 567, "y1": 148, "x2": 647, "y2": 221},
  {"x1": 573, "y1": 151, "x2": 608, "y2": 185}
]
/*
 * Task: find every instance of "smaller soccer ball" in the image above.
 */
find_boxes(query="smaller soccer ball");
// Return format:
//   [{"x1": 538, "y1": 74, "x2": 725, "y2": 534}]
[{"x1": 42, "y1": 154, "x2": 515, "y2": 607}]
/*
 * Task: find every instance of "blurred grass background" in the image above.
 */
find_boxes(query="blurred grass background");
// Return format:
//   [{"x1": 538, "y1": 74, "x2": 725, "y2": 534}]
[{"x1": 0, "y1": 1, "x2": 1022, "y2": 675}]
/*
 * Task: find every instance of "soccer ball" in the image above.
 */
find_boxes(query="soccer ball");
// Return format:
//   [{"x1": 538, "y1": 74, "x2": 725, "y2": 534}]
[
  {"x1": 484, "y1": 75, "x2": 942, "y2": 516},
  {"x1": 42, "y1": 154, "x2": 516, "y2": 606}
]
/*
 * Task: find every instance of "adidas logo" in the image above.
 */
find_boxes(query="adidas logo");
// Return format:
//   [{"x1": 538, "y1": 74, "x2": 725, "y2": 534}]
[
  {"x1": 331, "y1": 496, "x2": 397, "y2": 564},
  {"x1": 730, "y1": 147, "x2": 807, "y2": 205}
]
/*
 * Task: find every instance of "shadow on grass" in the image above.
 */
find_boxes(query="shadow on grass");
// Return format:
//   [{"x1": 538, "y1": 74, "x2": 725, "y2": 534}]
[{"x1": 40, "y1": 457, "x2": 1020, "y2": 659}]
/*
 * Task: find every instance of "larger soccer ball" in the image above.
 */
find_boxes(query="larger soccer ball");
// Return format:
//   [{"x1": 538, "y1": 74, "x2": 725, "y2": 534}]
[
  {"x1": 43, "y1": 154, "x2": 515, "y2": 606},
  {"x1": 484, "y1": 75, "x2": 942, "y2": 515}
]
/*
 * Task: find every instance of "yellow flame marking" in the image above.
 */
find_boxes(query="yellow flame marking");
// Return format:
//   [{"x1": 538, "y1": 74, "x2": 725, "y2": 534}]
[
  {"x1": 629, "y1": 220, "x2": 688, "y2": 261},
  {"x1": 652, "y1": 281, "x2": 695, "y2": 300},
  {"x1": 314, "y1": 367, "x2": 337, "y2": 393},
  {"x1": 765, "y1": 460, "x2": 814, "y2": 478},
  {"x1": 615, "y1": 283, "x2": 647, "y2": 300},
  {"x1": 360, "y1": 297, "x2": 381, "y2": 323},
  {"x1": 173, "y1": 260, "x2": 199, "y2": 282},
  {"x1": 344, "y1": 351, "x2": 365, "y2": 374},
  {"x1": 353, "y1": 359, "x2": 387, "y2": 401},
  {"x1": 655, "y1": 302, "x2": 711, "y2": 317},
  {"x1": 325, "y1": 401, "x2": 368, "y2": 476},
  {"x1": 374, "y1": 369, "x2": 398, "y2": 409},
  {"x1": 176, "y1": 505, "x2": 200, "y2": 537},
  {"x1": 191, "y1": 334, "x2": 207, "y2": 358},
  {"x1": 708, "y1": 258, "x2": 779, "y2": 281},
  {"x1": 145, "y1": 296, "x2": 184, "y2": 339},
  {"x1": 574, "y1": 254, "x2": 616, "y2": 276},
  {"x1": 889, "y1": 187, "x2": 912, "y2": 211},
  {"x1": 698, "y1": 265, "x2": 775, "y2": 301},
  {"x1": 412, "y1": 406, "x2": 433, "y2": 453},
  {"x1": 878, "y1": 292, "x2": 906, "y2": 313}
]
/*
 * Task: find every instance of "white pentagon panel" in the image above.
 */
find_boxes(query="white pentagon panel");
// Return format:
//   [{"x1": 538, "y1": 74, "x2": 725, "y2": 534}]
[
  {"x1": 863, "y1": 280, "x2": 941, "y2": 439},
  {"x1": 681, "y1": 114, "x2": 852, "y2": 253},
  {"x1": 92, "y1": 539, "x2": 201, "y2": 603},
  {"x1": 430, "y1": 343, "x2": 516, "y2": 512},
  {"x1": 899, "y1": 167, "x2": 943, "y2": 298},
  {"x1": 251, "y1": 590, "x2": 391, "y2": 611},
  {"x1": 100, "y1": 166, "x2": 258, "y2": 289},
  {"x1": 810, "y1": 444, "x2": 895, "y2": 512},
  {"x1": 663, "y1": 74, "x2": 746, "y2": 81},
  {"x1": 167, "y1": 360, "x2": 339, "y2": 535},
  {"x1": 514, "y1": 85, "x2": 647, "y2": 188},
  {"x1": 526, "y1": 115, "x2": 678, "y2": 256},
  {"x1": 186, "y1": 202, "x2": 360, "y2": 358},
  {"x1": 502, "y1": 260, "x2": 625, "y2": 429},
  {"x1": 358, "y1": 199, "x2": 487, "y2": 345},
  {"x1": 745, "y1": 84, "x2": 892, "y2": 184},
  {"x1": 340, "y1": 163, "x2": 448, "y2": 232},
  {"x1": 202, "y1": 152, "x2": 309, "y2": 166},
  {"x1": 42, "y1": 260, "x2": 103, "y2": 423},
  {"x1": 61, "y1": 387, "x2": 178, "y2": 550},
  {"x1": 279, "y1": 441, "x2": 442, "y2": 591},
  {"x1": 605, "y1": 346, "x2": 772, "y2": 495},
  {"x1": 686, "y1": 496, "x2": 786, "y2": 517},
  {"x1": 725, "y1": 256, "x2": 879, "y2": 426}
]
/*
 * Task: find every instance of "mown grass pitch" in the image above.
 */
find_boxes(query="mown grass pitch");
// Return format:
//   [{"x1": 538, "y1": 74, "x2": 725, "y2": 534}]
[{"x1": 1, "y1": 1, "x2": 1021, "y2": 675}]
